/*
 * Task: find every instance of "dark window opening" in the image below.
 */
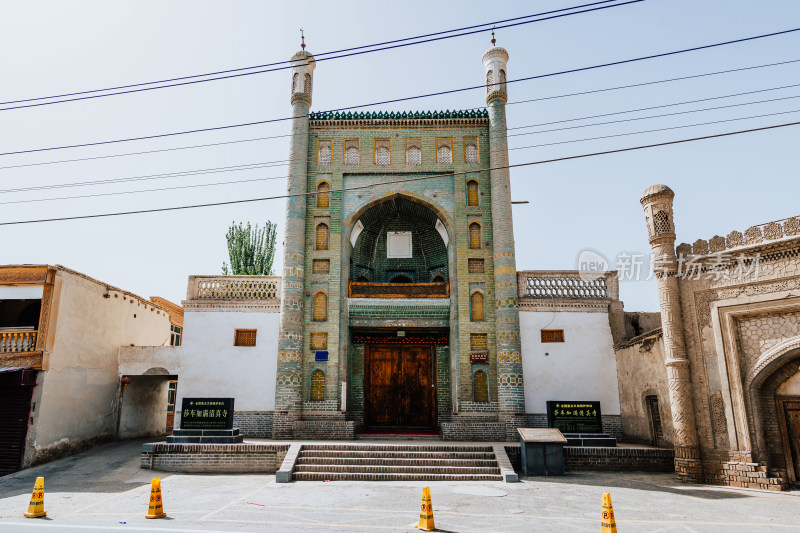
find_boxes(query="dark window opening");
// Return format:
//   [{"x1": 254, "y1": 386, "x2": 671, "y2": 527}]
[{"x1": 0, "y1": 299, "x2": 41, "y2": 330}]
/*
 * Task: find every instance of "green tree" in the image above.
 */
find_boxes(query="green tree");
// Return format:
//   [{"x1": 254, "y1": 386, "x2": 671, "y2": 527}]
[{"x1": 222, "y1": 221, "x2": 277, "y2": 275}]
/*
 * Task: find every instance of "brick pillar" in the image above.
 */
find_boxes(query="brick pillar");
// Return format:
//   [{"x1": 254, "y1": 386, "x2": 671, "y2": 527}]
[
  {"x1": 640, "y1": 185, "x2": 702, "y2": 482},
  {"x1": 274, "y1": 50, "x2": 315, "y2": 438},
  {"x1": 483, "y1": 45, "x2": 525, "y2": 438}
]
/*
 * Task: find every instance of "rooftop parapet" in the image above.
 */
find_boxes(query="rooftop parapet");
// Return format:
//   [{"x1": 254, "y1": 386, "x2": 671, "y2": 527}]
[
  {"x1": 183, "y1": 275, "x2": 281, "y2": 312},
  {"x1": 677, "y1": 216, "x2": 800, "y2": 257}
]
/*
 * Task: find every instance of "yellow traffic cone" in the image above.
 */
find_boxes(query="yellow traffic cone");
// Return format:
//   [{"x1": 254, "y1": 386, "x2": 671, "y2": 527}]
[
  {"x1": 23, "y1": 477, "x2": 46, "y2": 518},
  {"x1": 145, "y1": 478, "x2": 167, "y2": 519},
  {"x1": 601, "y1": 492, "x2": 617, "y2": 532},
  {"x1": 417, "y1": 486, "x2": 435, "y2": 531}
]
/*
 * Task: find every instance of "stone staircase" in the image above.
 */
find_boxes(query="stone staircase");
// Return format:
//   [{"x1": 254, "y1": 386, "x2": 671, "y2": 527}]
[{"x1": 292, "y1": 443, "x2": 503, "y2": 481}]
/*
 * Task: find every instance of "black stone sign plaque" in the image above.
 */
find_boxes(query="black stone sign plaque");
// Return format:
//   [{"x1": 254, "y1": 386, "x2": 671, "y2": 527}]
[
  {"x1": 546, "y1": 401, "x2": 602, "y2": 433},
  {"x1": 180, "y1": 398, "x2": 234, "y2": 430}
]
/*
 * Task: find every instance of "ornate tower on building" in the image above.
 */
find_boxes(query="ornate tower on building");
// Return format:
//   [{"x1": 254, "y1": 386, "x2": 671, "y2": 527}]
[
  {"x1": 640, "y1": 184, "x2": 702, "y2": 482},
  {"x1": 274, "y1": 45, "x2": 316, "y2": 438},
  {"x1": 483, "y1": 38, "x2": 526, "y2": 436}
]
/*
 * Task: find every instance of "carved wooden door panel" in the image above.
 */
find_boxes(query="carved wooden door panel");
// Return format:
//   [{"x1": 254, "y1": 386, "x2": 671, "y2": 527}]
[
  {"x1": 366, "y1": 345, "x2": 435, "y2": 428},
  {"x1": 401, "y1": 346, "x2": 434, "y2": 427},
  {"x1": 784, "y1": 401, "x2": 800, "y2": 481}
]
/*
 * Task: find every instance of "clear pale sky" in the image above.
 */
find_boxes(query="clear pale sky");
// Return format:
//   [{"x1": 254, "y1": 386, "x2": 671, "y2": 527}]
[{"x1": 1, "y1": 0, "x2": 798, "y2": 311}]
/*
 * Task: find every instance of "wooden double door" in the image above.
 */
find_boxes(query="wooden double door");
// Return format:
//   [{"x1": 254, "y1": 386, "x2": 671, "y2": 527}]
[
  {"x1": 365, "y1": 344, "x2": 436, "y2": 428},
  {"x1": 779, "y1": 398, "x2": 800, "y2": 482}
]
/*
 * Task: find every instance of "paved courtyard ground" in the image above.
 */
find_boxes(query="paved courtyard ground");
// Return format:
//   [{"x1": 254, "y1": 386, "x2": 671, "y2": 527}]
[{"x1": 0, "y1": 440, "x2": 798, "y2": 532}]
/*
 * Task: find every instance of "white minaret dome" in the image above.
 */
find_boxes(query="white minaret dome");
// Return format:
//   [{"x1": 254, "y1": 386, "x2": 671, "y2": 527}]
[
  {"x1": 290, "y1": 49, "x2": 315, "y2": 106},
  {"x1": 482, "y1": 36, "x2": 509, "y2": 105}
]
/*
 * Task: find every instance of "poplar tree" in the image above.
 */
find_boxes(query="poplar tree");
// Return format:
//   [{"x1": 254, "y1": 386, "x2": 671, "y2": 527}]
[{"x1": 221, "y1": 221, "x2": 277, "y2": 275}]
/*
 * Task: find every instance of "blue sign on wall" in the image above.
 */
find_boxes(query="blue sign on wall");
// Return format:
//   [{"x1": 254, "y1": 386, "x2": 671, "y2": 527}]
[{"x1": 315, "y1": 350, "x2": 329, "y2": 361}]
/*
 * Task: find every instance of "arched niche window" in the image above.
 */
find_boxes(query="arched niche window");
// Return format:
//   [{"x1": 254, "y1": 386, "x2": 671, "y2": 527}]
[
  {"x1": 356, "y1": 275, "x2": 370, "y2": 282},
  {"x1": 473, "y1": 370, "x2": 489, "y2": 403},
  {"x1": 316, "y1": 181, "x2": 330, "y2": 208},
  {"x1": 344, "y1": 139, "x2": 360, "y2": 165},
  {"x1": 304, "y1": 73, "x2": 312, "y2": 95},
  {"x1": 312, "y1": 291, "x2": 327, "y2": 321},
  {"x1": 436, "y1": 138, "x2": 452, "y2": 164},
  {"x1": 432, "y1": 274, "x2": 445, "y2": 283},
  {"x1": 315, "y1": 223, "x2": 329, "y2": 250},
  {"x1": 375, "y1": 139, "x2": 390, "y2": 165},
  {"x1": 470, "y1": 291, "x2": 485, "y2": 322},
  {"x1": 406, "y1": 139, "x2": 421, "y2": 165},
  {"x1": 469, "y1": 222, "x2": 482, "y2": 249},
  {"x1": 291, "y1": 72, "x2": 299, "y2": 93},
  {"x1": 390, "y1": 274, "x2": 413, "y2": 283},
  {"x1": 464, "y1": 138, "x2": 478, "y2": 164},
  {"x1": 310, "y1": 369, "x2": 325, "y2": 401},
  {"x1": 317, "y1": 140, "x2": 332, "y2": 166},
  {"x1": 466, "y1": 179, "x2": 479, "y2": 206},
  {"x1": 499, "y1": 69, "x2": 506, "y2": 91},
  {"x1": 486, "y1": 70, "x2": 494, "y2": 94}
]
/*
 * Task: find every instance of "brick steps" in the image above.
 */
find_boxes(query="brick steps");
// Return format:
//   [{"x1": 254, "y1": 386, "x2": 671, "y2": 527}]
[
  {"x1": 293, "y1": 472, "x2": 503, "y2": 482},
  {"x1": 293, "y1": 444, "x2": 502, "y2": 481},
  {"x1": 296, "y1": 457, "x2": 498, "y2": 467}
]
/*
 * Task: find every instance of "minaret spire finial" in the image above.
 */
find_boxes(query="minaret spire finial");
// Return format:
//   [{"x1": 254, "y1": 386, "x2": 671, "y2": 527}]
[
  {"x1": 300, "y1": 28, "x2": 306, "y2": 50},
  {"x1": 491, "y1": 26, "x2": 496, "y2": 46}
]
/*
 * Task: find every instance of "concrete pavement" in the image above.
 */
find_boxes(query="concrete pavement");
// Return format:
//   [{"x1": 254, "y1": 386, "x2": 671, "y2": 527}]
[{"x1": 1, "y1": 439, "x2": 799, "y2": 532}]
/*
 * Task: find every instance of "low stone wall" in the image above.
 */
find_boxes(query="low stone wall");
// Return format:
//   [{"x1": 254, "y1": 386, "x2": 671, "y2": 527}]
[
  {"x1": 141, "y1": 443, "x2": 289, "y2": 473},
  {"x1": 504, "y1": 445, "x2": 674, "y2": 473},
  {"x1": 233, "y1": 411, "x2": 274, "y2": 438},
  {"x1": 293, "y1": 420, "x2": 355, "y2": 439},
  {"x1": 441, "y1": 422, "x2": 506, "y2": 441},
  {"x1": 702, "y1": 450, "x2": 788, "y2": 490}
]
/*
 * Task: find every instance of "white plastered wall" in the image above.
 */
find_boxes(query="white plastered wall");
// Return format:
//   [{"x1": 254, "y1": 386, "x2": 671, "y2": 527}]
[
  {"x1": 31, "y1": 270, "x2": 171, "y2": 462},
  {"x1": 520, "y1": 310, "x2": 621, "y2": 415},
  {"x1": 174, "y1": 310, "x2": 279, "y2": 423}
]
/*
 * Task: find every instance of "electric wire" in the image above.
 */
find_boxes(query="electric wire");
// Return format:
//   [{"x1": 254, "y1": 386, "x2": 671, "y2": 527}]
[
  {"x1": 0, "y1": 1, "x2": 643, "y2": 112},
  {"x1": 507, "y1": 108, "x2": 800, "y2": 151},
  {"x1": 507, "y1": 93, "x2": 800, "y2": 138},
  {"x1": 2, "y1": 26, "x2": 799, "y2": 157},
  {"x1": 2, "y1": 119, "x2": 798, "y2": 225},
  {"x1": 2, "y1": 58, "x2": 797, "y2": 171},
  {"x1": 6, "y1": 82, "x2": 799, "y2": 195}
]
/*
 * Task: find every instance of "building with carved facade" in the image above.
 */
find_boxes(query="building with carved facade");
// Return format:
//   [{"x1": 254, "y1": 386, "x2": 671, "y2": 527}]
[{"x1": 614, "y1": 185, "x2": 800, "y2": 489}]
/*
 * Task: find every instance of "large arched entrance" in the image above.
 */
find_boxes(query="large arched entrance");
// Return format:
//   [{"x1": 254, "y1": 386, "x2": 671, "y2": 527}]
[
  {"x1": 345, "y1": 195, "x2": 453, "y2": 430},
  {"x1": 746, "y1": 338, "x2": 800, "y2": 483}
]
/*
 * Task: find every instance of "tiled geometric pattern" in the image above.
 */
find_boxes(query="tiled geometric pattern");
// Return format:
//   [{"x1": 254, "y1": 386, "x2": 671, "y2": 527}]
[
  {"x1": 406, "y1": 138, "x2": 422, "y2": 165},
  {"x1": 344, "y1": 139, "x2": 359, "y2": 164},
  {"x1": 737, "y1": 311, "x2": 800, "y2": 367},
  {"x1": 375, "y1": 139, "x2": 390, "y2": 165},
  {"x1": 436, "y1": 138, "x2": 453, "y2": 164}
]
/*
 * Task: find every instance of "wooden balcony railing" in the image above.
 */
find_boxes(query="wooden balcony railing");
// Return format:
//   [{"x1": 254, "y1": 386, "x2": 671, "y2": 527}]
[
  {"x1": 349, "y1": 281, "x2": 449, "y2": 298},
  {"x1": 0, "y1": 330, "x2": 38, "y2": 353}
]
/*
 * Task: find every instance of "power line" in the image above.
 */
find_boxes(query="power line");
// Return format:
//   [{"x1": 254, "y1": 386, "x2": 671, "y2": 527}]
[
  {"x1": 508, "y1": 93, "x2": 800, "y2": 138},
  {"x1": 10, "y1": 105, "x2": 800, "y2": 205},
  {"x1": 3, "y1": 25, "x2": 799, "y2": 158},
  {"x1": 2, "y1": 120, "x2": 798, "y2": 226},
  {"x1": 0, "y1": 161, "x2": 289, "y2": 194},
  {"x1": 0, "y1": 1, "x2": 642, "y2": 111},
  {"x1": 507, "y1": 82, "x2": 800, "y2": 133},
  {"x1": 3, "y1": 58, "x2": 797, "y2": 171},
  {"x1": 508, "y1": 108, "x2": 800, "y2": 151},
  {"x1": 6, "y1": 92, "x2": 800, "y2": 196}
]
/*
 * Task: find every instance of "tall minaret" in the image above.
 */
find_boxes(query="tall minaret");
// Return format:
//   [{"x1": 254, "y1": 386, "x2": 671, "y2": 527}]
[
  {"x1": 640, "y1": 184, "x2": 702, "y2": 482},
  {"x1": 274, "y1": 37, "x2": 315, "y2": 438},
  {"x1": 483, "y1": 34, "x2": 525, "y2": 436}
]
